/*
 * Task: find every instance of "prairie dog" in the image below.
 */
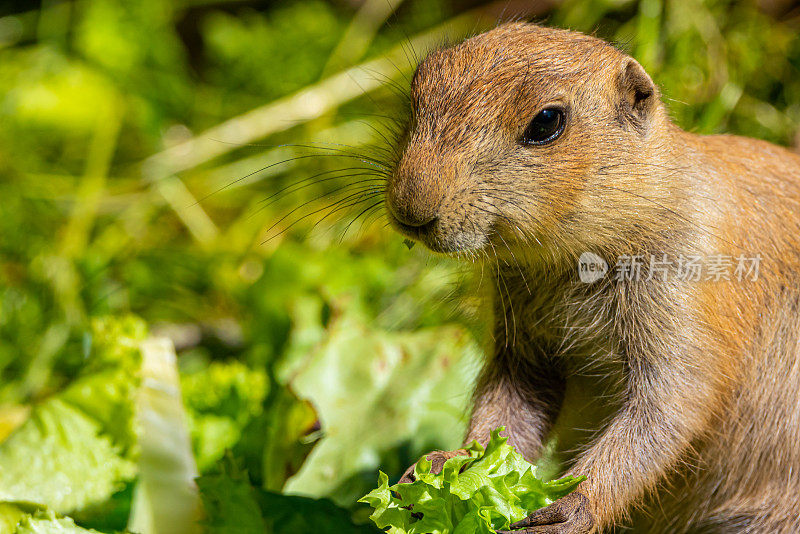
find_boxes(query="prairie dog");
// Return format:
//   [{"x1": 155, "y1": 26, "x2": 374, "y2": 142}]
[{"x1": 387, "y1": 22, "x2": 800, "y2": 533}]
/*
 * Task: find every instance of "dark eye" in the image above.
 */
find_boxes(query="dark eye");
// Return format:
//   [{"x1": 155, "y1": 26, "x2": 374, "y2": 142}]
[{"x1": 521, "y1": 107, "x2": 565, "y2": 145}]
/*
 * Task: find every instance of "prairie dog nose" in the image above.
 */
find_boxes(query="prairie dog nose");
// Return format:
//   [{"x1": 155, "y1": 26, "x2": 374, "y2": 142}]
[
  {"x1": 386, "y1": 180, "x2": 441, "y2": 227},
  {"x1": 387, "y1": 146, "x2": 451, "y2": 228}
]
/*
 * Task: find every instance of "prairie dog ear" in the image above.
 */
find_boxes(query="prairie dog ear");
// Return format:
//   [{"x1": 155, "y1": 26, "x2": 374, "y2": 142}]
[{"x1": 616, "y1": 58, "x2": 658, "y2": 132}]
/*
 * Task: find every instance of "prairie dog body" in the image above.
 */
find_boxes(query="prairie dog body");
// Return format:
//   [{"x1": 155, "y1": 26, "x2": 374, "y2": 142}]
[{"x1": 387, "y1": 23, "x2": 800, "y2": 533}]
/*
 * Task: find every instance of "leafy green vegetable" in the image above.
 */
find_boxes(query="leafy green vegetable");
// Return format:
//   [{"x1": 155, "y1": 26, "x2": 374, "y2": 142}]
[
  {"x1": 0, "y1": 504, "x2": 105, "y2": 534},
  {"x1": 14, "y1": 511, "x2": 103, "y2": 534},
  {"x1": 0, "y1": 503, "x2": 29, "y2": 533},
  {"x1": 0, "y1": 399, "x2": 136, "y2": 515},
  {"x1": 128, "y1": 338, "x2": 202, "y2": 534},
  {"x1": 247, "y1": 386, "x2": 318, "y2": 492},
  {"x1": 360, "y1": 428, "x2": 585, "y2": 534},
  {"x1": 255, "y1": 491, "x2": 381, "y2": 534},
  {"x1": 3, "y1": 1, "x2": 799, "y2": 532},
  {"x1": 284, "y1": 307, "x2": 482, "y2": 505},
  {"x1": 181, "y1": 360, "x2": 269, "y2": 472},
  {"x1": 0, "y1": 318, "x2": 145, "y2": 515},
  {"x1": 196, "y1": 457, "x2": 267, "y2": 534},
  {"x1": 59, "y1": 316, "x2": 145, "y2": 454},
  {"x1": 197, "y1": 456, "x2": 379, "y2": 534}
]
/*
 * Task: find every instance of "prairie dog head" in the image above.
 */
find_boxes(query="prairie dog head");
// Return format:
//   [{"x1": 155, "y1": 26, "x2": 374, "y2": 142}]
[{"x1": 385, "y1": 23, "x2": 672, "y2": 260}]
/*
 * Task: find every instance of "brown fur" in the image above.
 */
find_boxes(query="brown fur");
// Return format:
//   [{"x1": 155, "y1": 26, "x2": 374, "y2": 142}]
[{"x1": 386, "y1": 23, "x2": 800, "y2": 533}]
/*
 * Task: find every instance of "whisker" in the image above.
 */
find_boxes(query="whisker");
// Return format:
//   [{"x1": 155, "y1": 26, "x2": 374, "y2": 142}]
[
  {"x1": 259, "y1": 180, "x2": 383, "y2": 232},
  {"x1": 259, "y1": 168, "x2": 386, "y2": 208},
  {"x1": 309, "y1": 188, "x2": 383, "y2": 234},
  {"x1": 339, "y1": 199, "x2": 385, "y2": 242}
]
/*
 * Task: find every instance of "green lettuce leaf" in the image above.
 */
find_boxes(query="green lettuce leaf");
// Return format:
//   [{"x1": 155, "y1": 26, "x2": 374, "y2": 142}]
[
  {"x1": 0, "y1": 399, "x2": 136, "y2": 515},
  {"x1": 14, "y1": 511, "x2": 103, "y2": 534},
  {"x1": 0, "y1": 317, "x2": 144, "y2": 515},
  {"x1": 59, "y1": 316, "x2": 145, "y2": 455},
  {"x1": 284, "y1": 308, "x2": 482, "y2": 506},
  {"x1": 181, "y1": 360, "x2": 269, "y2": 473},
  {"x1": 127, "y1": 338, "x2": 202, "y2": 534},
  {"x1": 196, "y1": 457, "x2": 267, "y2": 534},
  {"x1": 0, "y1": 503, "x2": 29, "y2": 533},
  {"x1": 197, "y1": 456, "x2": 380, "y2": 534},
  {"x1": 359, "y1": 428, "x2": 585, "y2": 534},
  {"x1": 0, "y1": 504, "x2": 110, "y2": 534}
]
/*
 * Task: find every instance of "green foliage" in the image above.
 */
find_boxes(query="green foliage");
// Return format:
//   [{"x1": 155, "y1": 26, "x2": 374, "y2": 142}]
[
  {"x1": 181, "y1": 361, "x2": 269, "y2": 471},
  {"x1": 197, "y1": 456, "x2": 380, "y2": 534},
  {"x1": 0, "y1": 0, "x2": 798, "y2": 531},
  {"x1": 0, "y1": 318, "x2": 145, "y2": 534},
  {"x1": 283, "y1": 301, "x2": 481, "y2": 505},
  {"x1": 0, "y1": 318, "x2": 143, "y2": 515},
  {"x1": 202, "y1": 2, "x2": 345, "y2": 106},
  {"x1": 196, "y1": 458, "x2": 268, "y2": 534},
  {"x1": 14, "y1": 512, "x2": 104, "y2": 534},
  {"x1": 360, "y1": 429, "x2": 585, "y2": 534},
  {"x1": 0, "y1": 398, "x2": 136, "y2": 515}
]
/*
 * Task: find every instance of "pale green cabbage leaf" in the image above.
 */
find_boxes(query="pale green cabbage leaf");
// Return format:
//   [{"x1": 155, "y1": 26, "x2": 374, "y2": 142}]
[
  {"x1": 14, "y1": 511, "x2": 103, "y2": 534},
  {"x1": 0, "y1": 317, "x2": 145, "y2": 516}
]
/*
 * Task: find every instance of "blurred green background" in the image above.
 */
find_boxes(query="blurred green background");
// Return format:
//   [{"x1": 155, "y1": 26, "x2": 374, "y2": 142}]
[{"x1": 0, "y1": 0, "x2": 798, "y2": 532}]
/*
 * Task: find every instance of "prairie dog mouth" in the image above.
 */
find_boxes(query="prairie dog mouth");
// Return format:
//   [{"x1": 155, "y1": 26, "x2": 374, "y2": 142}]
[
  {"x1": 392, "y1": 218, "x2": 438, "y2": 240},
  {"x1": 389, "y1": 213, "x2": 489, "y2": 254}
]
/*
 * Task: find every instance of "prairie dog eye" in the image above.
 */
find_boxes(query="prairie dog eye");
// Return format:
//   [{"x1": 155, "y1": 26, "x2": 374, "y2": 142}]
[{"x1": 521, "y1": 107, "x2": 565, "y2": 145}]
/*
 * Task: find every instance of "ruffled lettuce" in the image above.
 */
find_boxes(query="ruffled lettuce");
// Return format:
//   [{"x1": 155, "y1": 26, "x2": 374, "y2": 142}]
[
  {"x1": 0, "y1": 316, "x2": 208, "y2": 534},
  {"x1": 0, "y1": 317, "x2": 144, "y2": 518},
  {"x1": 13, "y1": 510, "x2": 104, "y2": 533},
  {"x1": 180, "y1": 360, "x2": 269, "y2": 473},
  {"x1": 0, "y1": 398, "x2": 136, "y2": 515},
  {"x1": 359, "y1": 428, "x2": 584, "y2": 534}
]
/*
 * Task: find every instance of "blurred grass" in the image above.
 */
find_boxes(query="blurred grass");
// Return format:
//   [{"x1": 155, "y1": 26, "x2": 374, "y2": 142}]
[{"x1": 0, "y1": 0, "x2": 799, "y2": 519}]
